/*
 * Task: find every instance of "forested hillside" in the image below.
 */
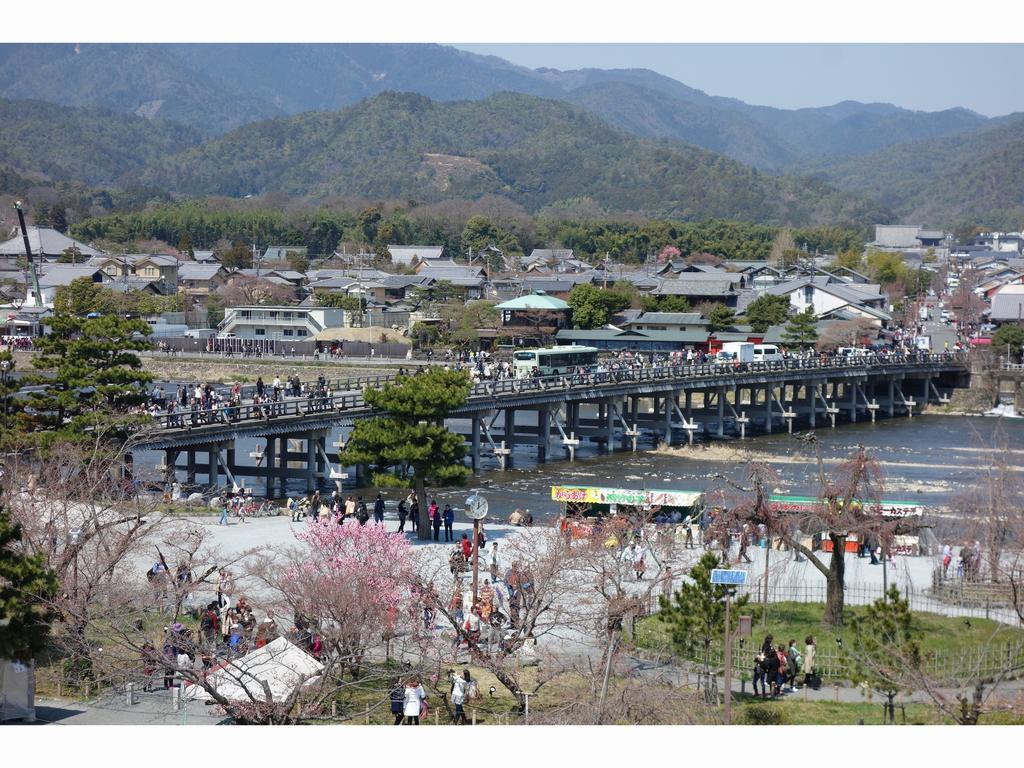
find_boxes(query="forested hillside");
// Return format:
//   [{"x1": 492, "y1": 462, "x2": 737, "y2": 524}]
[
  {"x1": 129, "y1": 92, "x2": 886, "y2": 226},
  {"x1": 0, "y1": 98, "x2": 201, "y2": 184},
  {"x1": 804, "y1": 114, "x2": 1024, "y2": 228}
]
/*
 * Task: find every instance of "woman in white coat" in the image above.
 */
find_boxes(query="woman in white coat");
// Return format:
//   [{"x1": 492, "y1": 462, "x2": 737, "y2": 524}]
[
  {"x1": 450, "y1": 669, "x2": 471, "y2": 724},
  {"x1": 403, "y1": 676, "x2": 427, "y2": 725}
]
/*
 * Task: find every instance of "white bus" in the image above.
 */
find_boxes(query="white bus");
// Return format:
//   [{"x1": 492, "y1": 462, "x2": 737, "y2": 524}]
[{"x1": 513, "y1": 345, "x2": 599, "y2": 378}]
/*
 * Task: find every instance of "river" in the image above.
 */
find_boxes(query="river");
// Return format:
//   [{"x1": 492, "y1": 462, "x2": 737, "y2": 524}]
[{"x1": 136, "y1": 414, "x2": 1024, "y2": 524}]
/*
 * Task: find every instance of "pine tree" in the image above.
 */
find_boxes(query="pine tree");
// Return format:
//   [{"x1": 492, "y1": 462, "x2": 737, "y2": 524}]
[
  {"x1": 781, "y1": 306, "x2": 819, "y2": 349},
  {"x1": 176, "y1": 232, "x2": 194, "y2": 258},
  {"x1": 744, "y1": 294, "x2": 791, "y2": 333},
  {"x1": 658, "y1": 551, "x2": 751, "y2": 693},
  {"x1": 0, "y1": 495, "x2": 59, "y2": 661},
  {"x1": 845, "y1": 586, "x2": 921, "y2": 723},
  {"x1": 339, "y1": 369, "x2": 473, "y2": 539},
  {"x1": 50, "y1": 205, "x2": 68, "y2": 234},
  {"x1": 27, "y1": 279, "x2": 153, "y2": 444},
  {"x1": 708, "y1": 303, "x2": 737, "y2": 333}
]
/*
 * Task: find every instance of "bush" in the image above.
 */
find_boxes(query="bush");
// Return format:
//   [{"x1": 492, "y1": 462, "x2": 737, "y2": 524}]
[{"x1": 737, "y1": 704, "x2": 790, "y2": 725}]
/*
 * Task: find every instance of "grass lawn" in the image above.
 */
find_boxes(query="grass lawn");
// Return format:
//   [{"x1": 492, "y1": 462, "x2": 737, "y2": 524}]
[
  {"x1": 732, "y1": 697, "x2": 1024, "y2": 725},
  {"x1": 635, "y1": 601, "x2": 1024, "y2": 683},
  {"x1": 637, "y1": 601, "x2": 1024, "y2": 656}
]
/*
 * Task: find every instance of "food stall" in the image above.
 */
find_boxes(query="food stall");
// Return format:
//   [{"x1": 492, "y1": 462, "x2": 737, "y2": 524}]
[
  {"x1": 767, "y1": 495, "x2": 924, "y2": 555},
  {"x1": 552, "y1": 485, "x2": 705, "y2": 539}
]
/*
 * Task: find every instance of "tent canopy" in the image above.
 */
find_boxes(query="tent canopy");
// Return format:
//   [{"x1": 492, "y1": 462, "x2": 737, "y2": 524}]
[{"x1": 185, "y1": 637, "x2": 323, "y2": 704}]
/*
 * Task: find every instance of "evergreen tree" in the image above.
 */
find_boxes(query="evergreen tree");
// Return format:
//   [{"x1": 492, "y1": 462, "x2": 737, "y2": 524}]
[
  {"x1": 744, "y1": 294, "x2": 791, "y2": 333},
  {"x1": 781, "y1": 306, "x2": 819, "y2": 349},
  {"x1": 658, "y1": 551, "x2": 751, "y2": 691},
  {"x1": 846, "y1": 586, "x2": 921, "y2": 723},
  {"x1": 50, "y1": 205, "x2": 68, "y2": 234},
  {"x1": 27, "y1": 280, "x2": 153, "y2": 444},
  {"x1": 176, "y1": 232, "x2": 194, "y2": 258},
  {"x1": 641, "y1": 295, "x2": 691, "y2": 313},
  {"x1": 707, "y1": 303, "x2": 737, "y2": 333},
  {"x1": 339, "y1": 369, "x2": 472, "y2": 540},
  {"x1": 992, "y1": 324, "x2": 1024, "y2": 360},
  {"x1": 0, "y1": 495, "x2": 59, "y2": 661},
  {"x1": 568, "y1": 284, "x2": 631, "y2": 329}
]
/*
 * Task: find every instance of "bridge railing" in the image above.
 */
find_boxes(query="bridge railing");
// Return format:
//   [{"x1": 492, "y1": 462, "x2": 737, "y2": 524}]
[
  {"x1": 470, "y1": 352, "x2": 966, "y2": 398},
  {"x1": 148, "y1": 391, "x2": 369, "y2": 431},
  {"x1": 146, "y1": 352, "x2": 966, "y2": 432}
]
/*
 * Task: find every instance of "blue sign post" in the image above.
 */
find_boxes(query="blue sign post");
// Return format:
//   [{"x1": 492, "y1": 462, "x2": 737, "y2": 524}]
[
  {"x1": 710, "y1": 569, "x2": 748, "y2": 586},
  {"x1": 710, "y1": 569, "x2": 746, "y2": 725}
]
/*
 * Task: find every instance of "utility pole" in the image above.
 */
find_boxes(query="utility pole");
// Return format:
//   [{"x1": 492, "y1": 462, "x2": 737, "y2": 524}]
[
  {"x1": 711, "y1": 568, "x2": 746, "y2": 726},
  {"x1": 724, "y1": 588, "x2": 733, "y2": 725}
]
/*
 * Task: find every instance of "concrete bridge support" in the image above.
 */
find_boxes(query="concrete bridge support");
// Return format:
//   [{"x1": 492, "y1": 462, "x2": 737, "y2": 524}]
[
  {"x1": 265, "y1": 436, "x2": 278, "y2": 499},
  {"x1": 538, "y1": 407, "x2": 551, "y2": 463},
  {"x1": 471, "y1": 415, "x2": 481, "y2": 473},
  {"x1": 504, "y1": 408, "x2": 516, "y2": 468}
]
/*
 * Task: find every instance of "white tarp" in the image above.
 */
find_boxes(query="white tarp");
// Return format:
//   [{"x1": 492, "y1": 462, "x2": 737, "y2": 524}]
[
  {"x1": 184, "y1": 637, "x2": 323, "y2": 704},
  {"x1": 1, "y1": 659, "x2": 35, "y2": 722}
]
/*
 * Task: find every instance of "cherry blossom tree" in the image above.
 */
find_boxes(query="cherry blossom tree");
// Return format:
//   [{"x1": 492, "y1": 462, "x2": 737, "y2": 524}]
[{"x1": 258, "y1": 520, "x2": 420, "y2": 679}]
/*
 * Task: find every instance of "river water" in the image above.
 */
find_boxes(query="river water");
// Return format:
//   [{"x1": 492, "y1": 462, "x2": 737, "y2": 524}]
[{"x1": 137, "y1": 414, "x2": 1024, "y2": 524}]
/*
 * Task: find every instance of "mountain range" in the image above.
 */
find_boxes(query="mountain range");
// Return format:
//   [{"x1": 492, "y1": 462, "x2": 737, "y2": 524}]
[{"x1": 0, "y1": 43, "x2": 1019, "y2": 227}]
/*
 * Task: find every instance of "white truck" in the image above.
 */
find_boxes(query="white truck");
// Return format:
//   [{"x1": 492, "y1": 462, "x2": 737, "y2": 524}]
[{"x1": 717, "y1": 341, "x2": 754, "y2": 364}]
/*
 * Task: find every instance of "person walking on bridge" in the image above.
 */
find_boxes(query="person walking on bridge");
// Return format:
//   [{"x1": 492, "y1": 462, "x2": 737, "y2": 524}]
[{"x1": 373, "y1": 493, "x2": 386, "y2": 525}]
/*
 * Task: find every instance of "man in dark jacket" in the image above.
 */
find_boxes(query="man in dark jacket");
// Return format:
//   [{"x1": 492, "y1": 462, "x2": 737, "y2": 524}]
[
  {"x1": 373, "y1": 493, "x2": 386, "y2": 525},
  {"x1": 397, "y1": 498, "x2": 408, "y2": 533},
  {"x1": 443, "y1": 504, "x2": 455, "y2": 542},
  {"x1": 356, "y1": 497, "x2": 370, "y2": 525},
  {"x1": 431, "y1": 502, "x2": 442, "y2": 541}
]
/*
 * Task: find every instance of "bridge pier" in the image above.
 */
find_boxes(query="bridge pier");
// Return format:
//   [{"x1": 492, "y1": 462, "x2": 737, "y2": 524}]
[
  {"x1": 538, "y1": 407, "x2": 551, "y2": 462},
  {"x1": 186, "y1": 451, "x2": 196, "y2": 484},
  {"x1": 717, "y1": 387, "x2": 726, "y2": 438},
  {"x1": 314, "y1": 432, "x2": 327, "y2": 488},
  {"x1": 504, "y1": 409, "x2": 516, "y2": 468},
  {"x1": 305, "y1": 435, "x2": 316, "y2": 492},
  {"x1": 763, "y1": 385, "x2": 773, "y2": 434},
  {"x1": 266, "y1": 436, "x2": 277, "y2": 499},
  {"x1": 471, "y1": 415, "x2": 481, "y2": 473}
]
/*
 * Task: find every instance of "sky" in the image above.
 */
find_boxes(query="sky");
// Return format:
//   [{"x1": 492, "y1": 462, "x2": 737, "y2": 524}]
[{"x1": 454, "y1": 44, "x2": 1024, "y2": 118}]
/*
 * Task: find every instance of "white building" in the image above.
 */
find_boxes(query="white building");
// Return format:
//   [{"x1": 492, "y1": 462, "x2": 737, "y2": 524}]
[
  {"x1": 27, "y1": 265, "x2": 109, "y2": 308},
  {"x1": 767, "y1": 276, "x2": 891, "y2": 327},
  {"x1": 218, "y1": 305, "x2": 347, "y2": 340}
]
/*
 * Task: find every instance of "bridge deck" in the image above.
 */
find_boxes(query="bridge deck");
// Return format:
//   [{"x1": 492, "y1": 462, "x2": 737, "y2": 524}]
[{"x1": 133, "y1": 354, "x2": 968, "y2": 451}]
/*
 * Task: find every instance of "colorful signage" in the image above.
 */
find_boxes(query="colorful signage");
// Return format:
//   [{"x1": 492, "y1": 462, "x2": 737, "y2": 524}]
[
  {"x1": 768, "y1": 495, "x2": 923, "y2": 518},
  {"x1": 551, "y1": 486, "x2": 703, "y2": 508}
]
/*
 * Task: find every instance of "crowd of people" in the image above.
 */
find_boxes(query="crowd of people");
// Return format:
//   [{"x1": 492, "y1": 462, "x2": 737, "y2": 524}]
[
  {"x1": 2, "y1": 335, "x2": 33, "y2": 350},
  {"x1": 940, "y1": 539, "x2": 985, "y2": 581},
  {"x1": 752, "y1": 634, "x2": 819, "y2": 698},
  {"x1": 139, "y1": 567, "x2": 291, "y2": 692}
]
